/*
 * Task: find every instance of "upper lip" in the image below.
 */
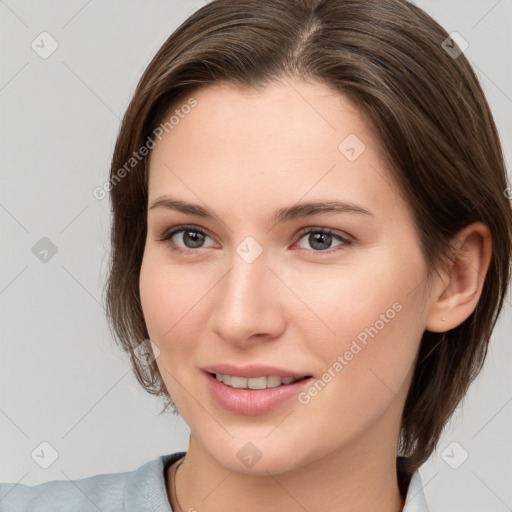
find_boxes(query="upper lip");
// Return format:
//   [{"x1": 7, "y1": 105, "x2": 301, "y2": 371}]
[{"x1": 202, "y1": 364, "x2": 311, "y2": 379}]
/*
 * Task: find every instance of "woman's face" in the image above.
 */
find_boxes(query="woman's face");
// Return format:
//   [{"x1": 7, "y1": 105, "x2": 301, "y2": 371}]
[{"x1": 140, "y1": 79, "x2": 437, "y2": 474}]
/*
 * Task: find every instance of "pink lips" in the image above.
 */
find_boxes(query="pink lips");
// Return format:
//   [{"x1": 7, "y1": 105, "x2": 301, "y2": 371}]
[{"x1": 202, "y1": 366, "x2": 313, "y2": 416}]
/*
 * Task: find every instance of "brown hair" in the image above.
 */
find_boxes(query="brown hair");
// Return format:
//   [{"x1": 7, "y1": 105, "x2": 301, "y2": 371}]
[{"x1": 104, "y1": 0, "x2": 512, "y2": 485}]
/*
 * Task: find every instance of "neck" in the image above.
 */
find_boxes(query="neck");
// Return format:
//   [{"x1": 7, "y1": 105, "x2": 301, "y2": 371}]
[{"x1": 169, "y1": 425, "x2": 405, "y2": 512}]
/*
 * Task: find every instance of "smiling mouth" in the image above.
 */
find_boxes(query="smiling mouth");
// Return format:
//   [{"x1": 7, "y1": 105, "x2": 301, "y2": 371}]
[{"x1": 210, "y1": 372, "x2": 312, "y2": 390}]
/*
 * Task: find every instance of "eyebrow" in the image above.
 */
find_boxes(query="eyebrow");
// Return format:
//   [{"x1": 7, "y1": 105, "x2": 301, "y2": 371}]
[{"x1": 148, "y1": 196, "x2": 375, "y2": 224}]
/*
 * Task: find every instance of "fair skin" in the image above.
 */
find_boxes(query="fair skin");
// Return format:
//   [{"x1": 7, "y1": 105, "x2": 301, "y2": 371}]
[{"x1": 139, "y1": 79, "x2": 491, "y2": 512}]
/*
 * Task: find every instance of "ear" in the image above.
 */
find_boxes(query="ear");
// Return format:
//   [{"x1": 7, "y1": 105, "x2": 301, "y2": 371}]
[{"x1": 425, "y1": 222, "x2": 492, "y2": 333}]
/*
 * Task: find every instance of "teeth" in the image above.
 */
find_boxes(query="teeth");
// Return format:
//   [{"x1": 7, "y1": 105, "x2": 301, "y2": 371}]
[{"x1": 214, "y1": 373, "x2": 302, "y2": 389}]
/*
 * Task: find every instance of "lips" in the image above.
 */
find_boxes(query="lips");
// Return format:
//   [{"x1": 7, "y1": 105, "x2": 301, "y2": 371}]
[
  {"x1": 201, "y1": 363, "x2": 311, "y2": 379},
  {"x1": 203, "y1": 371, "x2": 313, "y2": 415}
]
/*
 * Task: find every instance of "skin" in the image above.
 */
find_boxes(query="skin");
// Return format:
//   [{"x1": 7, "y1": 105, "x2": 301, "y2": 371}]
[{"x1": 139, "y1": 79, "x2": 492, "y2": 512}]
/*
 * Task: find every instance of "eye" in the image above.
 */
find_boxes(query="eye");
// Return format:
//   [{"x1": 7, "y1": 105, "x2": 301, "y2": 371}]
[
  {"x1": 157, "y1": 224, "x2": 353, "y2": 255},
  {"x1": 157, "y1": 224, "x2": 216, "y2": 253},
  {"x1": 294, "y1": 227, "x2": 352, "y2": 254}
]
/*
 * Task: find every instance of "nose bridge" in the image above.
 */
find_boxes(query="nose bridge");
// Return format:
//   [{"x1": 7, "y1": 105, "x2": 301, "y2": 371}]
[
  {"x1": 209, "y1": 238, "x2": 285, "y2": 342},
  {"x1": 221, "y1": 243, "x2": 269, "y2": 317}
]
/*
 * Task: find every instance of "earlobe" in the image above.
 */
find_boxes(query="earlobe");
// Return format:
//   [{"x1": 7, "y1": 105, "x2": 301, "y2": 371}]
[{"x1": 425, "y1": 222, "x2": 492, "y2": 333}]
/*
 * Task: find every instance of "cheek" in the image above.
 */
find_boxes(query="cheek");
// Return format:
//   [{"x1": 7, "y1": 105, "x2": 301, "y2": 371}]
[
  {"x1": 287, "y1": 247, "x2": 421, "y2": 344},
  {"x1": 297, "y1": 249, "x2": 425, "y2": 408},
  {"x1": 139, "y1": 253, "x2": 205, "y2": 411},
  {"x1": 139, "y1": 250, "x2": 201, "y2": 341},
  {"x1": 139, "y1": 254, "x2": 201, "y2": 388},
  {"x1": 294, "y1": 299, "x2": 422, "y2": 452}
]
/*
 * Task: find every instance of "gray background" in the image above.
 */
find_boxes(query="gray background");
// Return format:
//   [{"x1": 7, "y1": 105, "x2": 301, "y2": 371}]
[{"x1": 0, "y1": 1, "x2": 511, "y2": 511}]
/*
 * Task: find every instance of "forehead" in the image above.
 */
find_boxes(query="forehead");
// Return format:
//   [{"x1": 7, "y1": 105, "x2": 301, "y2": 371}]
[
  {"x1": 157, "y1": 80, "x2": 371, "y2": 155},
  {"x1": 147, "y1": 80, "x2": 403, "y2": 223}
]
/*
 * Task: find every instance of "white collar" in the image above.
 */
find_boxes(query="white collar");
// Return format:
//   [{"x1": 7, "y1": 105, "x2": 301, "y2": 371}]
[{"x1": 402, "y1": 470, "x2": 430, "y2": 511}]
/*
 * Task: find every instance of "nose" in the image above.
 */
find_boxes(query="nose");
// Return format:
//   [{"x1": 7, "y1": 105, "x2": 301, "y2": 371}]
[{"x1": 207, "y1": 245, "x2": 287, "y2": 346}]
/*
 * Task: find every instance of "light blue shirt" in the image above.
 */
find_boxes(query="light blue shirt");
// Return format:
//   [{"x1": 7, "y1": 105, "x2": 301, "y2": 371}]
[{"x1": 0, "y1": 452, "x2": 429, "y2": 511}]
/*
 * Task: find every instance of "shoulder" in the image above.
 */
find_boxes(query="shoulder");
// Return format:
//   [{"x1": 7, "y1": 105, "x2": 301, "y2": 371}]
[
  {"x1": 0, "y1": 451, "x2": 186, "y2": 512},
  {"x1": 0, "y1": 471, "x2": 128, "y2": 512}
]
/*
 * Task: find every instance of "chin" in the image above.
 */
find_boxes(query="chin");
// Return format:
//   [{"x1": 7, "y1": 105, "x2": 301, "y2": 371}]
[{"x1": 201, "y1": 435, "x2": 311, "y2": 476}]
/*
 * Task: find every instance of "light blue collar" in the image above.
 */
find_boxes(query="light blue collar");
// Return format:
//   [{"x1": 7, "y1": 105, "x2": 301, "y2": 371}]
[{"x1": 124, "y1": 453, "x2": 429, "y2": 512}]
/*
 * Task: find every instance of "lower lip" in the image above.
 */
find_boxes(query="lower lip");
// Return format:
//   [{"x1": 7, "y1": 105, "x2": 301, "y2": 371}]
[{"x1": 203, "y1": 371, "x2": 313, "y2": 416}]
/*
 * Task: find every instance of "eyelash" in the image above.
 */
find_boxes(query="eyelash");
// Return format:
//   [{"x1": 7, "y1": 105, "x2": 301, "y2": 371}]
[{"x1": 157, "y1": 224, "x2": 353, "y2": 256}]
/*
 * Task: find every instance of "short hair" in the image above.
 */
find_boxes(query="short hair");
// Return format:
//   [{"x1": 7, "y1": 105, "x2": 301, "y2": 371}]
[{"x1": 104, "y1": 0, "x2": 512, "y2": 483}]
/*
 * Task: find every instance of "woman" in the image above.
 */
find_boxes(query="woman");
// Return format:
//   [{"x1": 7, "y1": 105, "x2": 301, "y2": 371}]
[{"x1": 1, "y1": 0, "x2": 511, "y2": 510}]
